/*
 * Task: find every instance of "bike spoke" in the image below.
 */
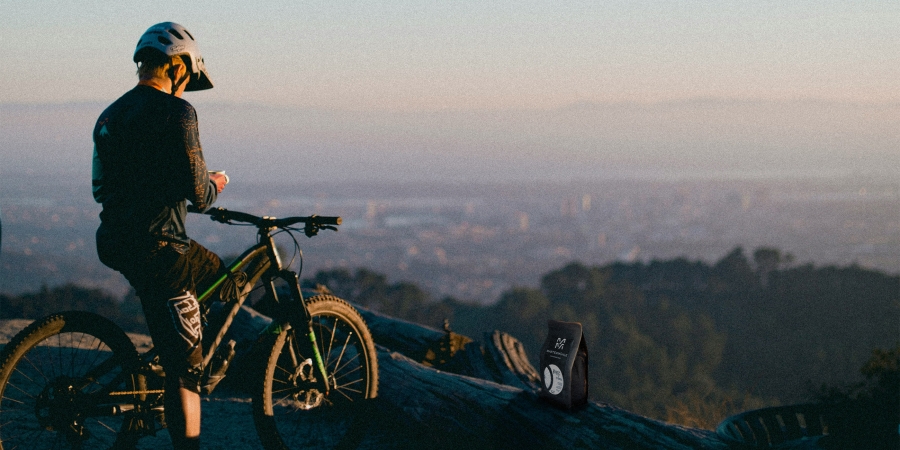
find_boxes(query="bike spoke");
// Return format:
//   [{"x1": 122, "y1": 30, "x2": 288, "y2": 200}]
[
  {"x1": 4, "y1": 427, "x2": 51, "y2": 450},
  {"x1": 270, "y1": 363, "x2": 305, "y2": 400},
  {"x1": 287, "y1": 332, "x2": 308, "y2": 365},
  {"x1": 95, "y1": 418, "x2": 119, "y2": 435},
  {"x1": 255, "y1": 296, "x2": 377, "y2": 449},
  {"x1": 5, "y1": 367, "x2": 42, "y2": 402},
  {"x1": 312, "y1": 321, "x2": 329, "y2": 370},
  {"x1": 81, "y1": 335, "x2": 108, "y2": 383},
  {"x1": 331, "y1": 351, "x2": 361, "y2": 380},
  {"x1": 331, "y1": 386, "x2": 361, "y2": 402},
  {"x1": 333, "y1": 378, "x2": 364, "y2": 395},
  {"x1": 0, "y1": 328, "x2": 136, "y2": 450},
  {"x1": 333, "y1": 376, "x2": 363, "y2": 390},
  {"x1": 65, "y1": 332, "x2": 81, "y2": 378},
  {"x1": 324, "y1": 318, "x2": 338, "y2": 366},
  {"x1": 329, "y1": 331, "x2": 352, "y2": 378},
  {"x1": 22, "y1": 352, "x2": 52, "y2": 385}
]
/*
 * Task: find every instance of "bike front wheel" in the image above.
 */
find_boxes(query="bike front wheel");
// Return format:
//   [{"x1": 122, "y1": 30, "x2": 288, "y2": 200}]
[
  {"x1": 0, "y1": 311, "x2": 145, "y2": 450},
  {"x1": 252, "y1": 295, "x2": 378, "y2": 449}
]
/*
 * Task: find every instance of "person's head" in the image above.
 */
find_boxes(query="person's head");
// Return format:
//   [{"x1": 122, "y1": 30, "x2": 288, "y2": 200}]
[
  {"x1": 134, "y1": 22, "x2": 213, "y2": 93},
  {"x1": 136, "y1": 51, "x2": 188, "y2": 86}
]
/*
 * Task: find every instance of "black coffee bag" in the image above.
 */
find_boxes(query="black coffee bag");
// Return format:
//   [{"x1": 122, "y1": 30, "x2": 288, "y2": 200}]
[{"x1": 539, "y1": 320, "x2": 588, "y2": 409}]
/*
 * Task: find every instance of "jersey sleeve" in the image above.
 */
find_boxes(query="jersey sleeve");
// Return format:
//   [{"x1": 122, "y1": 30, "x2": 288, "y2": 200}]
[
  {"x1": 177, "y1": 104, "x2": 217, "y2": 210},
  {"x1": 91, "y1": 115, "x2": 113, "y2": 204}
]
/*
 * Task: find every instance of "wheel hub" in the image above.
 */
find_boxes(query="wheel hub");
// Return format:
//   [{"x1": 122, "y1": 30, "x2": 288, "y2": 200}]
[
  {"x1": 35, "y1": 376, "x2": 91, "y2": 443},
  {"x1": 287, "y1": 358, "x2": 325, "y2": 410}
]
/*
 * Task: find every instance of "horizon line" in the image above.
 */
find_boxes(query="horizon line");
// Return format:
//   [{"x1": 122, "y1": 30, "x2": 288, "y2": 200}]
[{"x1": 3, "y1": 96, "x2": 899, "y2": 113}]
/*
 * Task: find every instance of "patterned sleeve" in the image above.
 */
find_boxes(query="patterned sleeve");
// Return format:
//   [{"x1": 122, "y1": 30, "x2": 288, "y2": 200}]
[{"x1": 178, "y1": 103, "x2": 217, "y2": 210}]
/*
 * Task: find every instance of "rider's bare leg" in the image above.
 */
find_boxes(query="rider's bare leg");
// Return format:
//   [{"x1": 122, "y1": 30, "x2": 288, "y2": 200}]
[{"x1": 165, "y1": 376, "x2": 201, "y2": 449}]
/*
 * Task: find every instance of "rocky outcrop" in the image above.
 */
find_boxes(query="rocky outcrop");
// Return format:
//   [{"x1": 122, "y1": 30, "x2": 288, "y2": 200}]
[
  {"x1": 350, "y1": 308, "x2": 728, "y2": 449},
  {"x1": 215, "y1": 303, "x2": 727, "y2": 449},
  {"x1": 0, "y1": 306, "x2": 739, "y2": 449}
]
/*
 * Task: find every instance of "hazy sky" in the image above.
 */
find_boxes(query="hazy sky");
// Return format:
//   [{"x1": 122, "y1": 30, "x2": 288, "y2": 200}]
[
  {"x1": 1, "y1": 1, "x2": 897, "y2": 182},
  {"x1": 2, "y1": 1, "x2": 896, "y2": 110}
]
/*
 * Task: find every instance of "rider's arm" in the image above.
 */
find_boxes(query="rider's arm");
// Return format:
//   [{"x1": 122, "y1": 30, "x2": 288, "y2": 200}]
[
  {"x1": 91, "y1": 115, "x2": 112, "y2": 204},
  {"x1": 177, "y1": 104, "x2": 218, "y2": 211}
]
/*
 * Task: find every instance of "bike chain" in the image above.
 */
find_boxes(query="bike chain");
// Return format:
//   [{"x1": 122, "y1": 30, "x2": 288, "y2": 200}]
[{"x1": 108, "y1": 389, "x2": 166, "y2": 396}]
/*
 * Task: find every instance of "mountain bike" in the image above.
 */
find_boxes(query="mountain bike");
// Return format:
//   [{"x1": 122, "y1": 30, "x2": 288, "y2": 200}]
[{"x1": 0, "y1": 206, "x2": 379, "y2": 449}]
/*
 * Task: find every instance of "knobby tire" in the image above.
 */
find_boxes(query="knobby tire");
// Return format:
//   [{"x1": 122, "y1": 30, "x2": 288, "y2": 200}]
[
  {"x1": 252, "y1": 295, "x2": 378, "y2": 450},
  {"x1": 0, "y1": 311, "x2": 145, "y2": 450}
]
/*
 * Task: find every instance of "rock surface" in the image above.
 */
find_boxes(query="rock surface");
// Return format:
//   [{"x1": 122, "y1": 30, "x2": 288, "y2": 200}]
[
  {"x1": 334, "y1": 307, "x2": 728, "y2": 449},
  {"x1": 1, "y1": 306, "x2": 732, "y2": 449}
]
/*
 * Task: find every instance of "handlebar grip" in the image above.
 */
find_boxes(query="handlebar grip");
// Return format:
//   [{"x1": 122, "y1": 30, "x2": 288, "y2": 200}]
[
  {"x1": 219, "y1": 209, "x2": 261, "y2": 224},
  {"x1": 189, "y1": 206, "x2": 257, "y2": 224},
  {"x1": 313, "y1": 216, "x2": 342, "y2": 226}
]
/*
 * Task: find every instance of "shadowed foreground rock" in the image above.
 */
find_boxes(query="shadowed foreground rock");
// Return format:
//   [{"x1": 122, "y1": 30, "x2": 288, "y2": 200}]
[
  {"x1": 220, "y1": 304, "x2": 728, "y2": 449},
  {"x1": 353, "y1": 351, "x2": 726, "y2": 449},
  {"x1": 352, "y1": 309, "x2": 729, "y2": 449},
  {"x1": 2, "y1": 307, "x2": 827, "y2": 449}
]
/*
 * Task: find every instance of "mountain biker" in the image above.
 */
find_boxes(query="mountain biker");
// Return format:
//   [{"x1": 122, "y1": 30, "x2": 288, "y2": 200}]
[{"x1": 91, "y1": 22, "x2": 227, "y2": 450}]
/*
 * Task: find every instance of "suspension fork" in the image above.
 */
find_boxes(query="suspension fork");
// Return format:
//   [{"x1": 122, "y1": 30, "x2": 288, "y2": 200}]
[
  {"x1": 280, "y1": 270, "x2": 331, "y2": 395},
  {"x1": 259, "y1": 228, "x2": 330, "y2": 393}
]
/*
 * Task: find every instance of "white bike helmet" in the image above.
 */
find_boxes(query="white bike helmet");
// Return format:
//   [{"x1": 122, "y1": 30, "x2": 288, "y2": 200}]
[{"x1": 134, "y1": 22, "x2": 213, "y2": 91}]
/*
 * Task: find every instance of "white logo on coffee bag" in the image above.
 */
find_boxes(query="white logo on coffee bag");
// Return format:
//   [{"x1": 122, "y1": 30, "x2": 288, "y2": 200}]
[
  {"x1": 555, "y1": 338, "x2": 566, "y2": 350},
  {"x1": 543, "y1": 364, "x2": 564, "y2": 395}
]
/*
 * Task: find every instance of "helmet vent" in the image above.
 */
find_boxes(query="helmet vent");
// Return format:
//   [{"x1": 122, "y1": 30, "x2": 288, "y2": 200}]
[
  {"x1": 157, "y1": 36, "x2": 173, "y2": 46},
  {"x1": 168, "y1": 29, "x2": 184, "y2": 40},
  {"x1": 183, "y1": 29, "x2": 195, "y2": 40}
]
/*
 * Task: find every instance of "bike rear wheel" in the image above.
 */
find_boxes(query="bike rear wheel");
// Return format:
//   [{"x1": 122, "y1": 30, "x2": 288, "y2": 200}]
[
  {"x1": 0, "y1": 311, "x2": 145, "y2": 450},
  {"x1": 252, "y1": 295, "x2": 378, "y2": 449}
]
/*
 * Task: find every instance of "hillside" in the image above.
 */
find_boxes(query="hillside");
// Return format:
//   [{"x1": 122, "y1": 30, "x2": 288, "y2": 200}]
[
  {"x1": 0, "y1": 251, "x2": 895, "y2": 448},
  {"x1": 2, "y1": 250, "x2": 896, "y2": 424}
]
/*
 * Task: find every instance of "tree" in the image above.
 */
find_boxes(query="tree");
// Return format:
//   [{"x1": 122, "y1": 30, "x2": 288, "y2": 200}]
[
  {"x1": 0, "y1": 284, "x2": 120, "y2": 321},
  {"x1": 814, "y1": 346, "x2": 900, "y2": 450},
  {"x1": 712, "y1": 246, "x2": 757, "y2": 292},
  {"x1": 752, "y1": 247, "x2": 781, "y2": 286}
]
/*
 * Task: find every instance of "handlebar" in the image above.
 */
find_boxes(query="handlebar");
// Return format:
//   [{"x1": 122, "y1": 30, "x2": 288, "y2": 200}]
[{"x1": 188, "y1": 206, "x2": 341, "y2": 237}]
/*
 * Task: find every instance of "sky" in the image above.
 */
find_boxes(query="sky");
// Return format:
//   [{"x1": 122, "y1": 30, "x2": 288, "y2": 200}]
[
  {"x1": 1, "y1": 1, "x2": 897, "y2": 182},
  {"x1": 2, "y1": 1, "x2": 897, "y2": 109}
]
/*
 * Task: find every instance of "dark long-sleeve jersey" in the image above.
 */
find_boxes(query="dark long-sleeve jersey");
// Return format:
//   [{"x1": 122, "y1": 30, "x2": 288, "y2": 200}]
[{"x1": 92, "y1": 85, "x2": 217, "y2": 252}]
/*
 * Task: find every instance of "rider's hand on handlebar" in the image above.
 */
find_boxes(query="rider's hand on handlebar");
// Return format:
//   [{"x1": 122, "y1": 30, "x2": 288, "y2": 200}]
[{"x1": 209, "y1": 172, "x2": 229, "y2": 194}]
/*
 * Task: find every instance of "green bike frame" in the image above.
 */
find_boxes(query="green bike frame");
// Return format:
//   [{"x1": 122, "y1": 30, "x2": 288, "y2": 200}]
[{"x1": 192, "y1": 231, "x2": 330, "y2": 393}]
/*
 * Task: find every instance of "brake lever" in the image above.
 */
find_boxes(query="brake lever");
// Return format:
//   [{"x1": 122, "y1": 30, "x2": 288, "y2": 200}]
[
  {"x1": 304, "y1": 223, "x2": 320, "y2": 238},
  {"x1": 207, "y1": 208, "x2": 230, "y2": 224},
  {"x1": 207, "y1": 214, "x2": 229, "y2": 224}
]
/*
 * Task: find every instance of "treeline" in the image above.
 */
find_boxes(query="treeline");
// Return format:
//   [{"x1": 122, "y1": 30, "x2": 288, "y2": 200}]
[
  {"x1": 2, "y1": 247, "x2": 897, "y2": 429},
  {"x1": 310, "y1": 246, "x2": 899, "y2": 426},
  {"x1": 0, "y1": 285, "x2": 148, "y2": 334}
]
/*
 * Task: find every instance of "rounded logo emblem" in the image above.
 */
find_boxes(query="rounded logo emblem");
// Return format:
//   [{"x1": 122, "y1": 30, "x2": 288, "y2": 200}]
[{"x1": 543, "y1": 364, "x2": 564, "y2": 395}]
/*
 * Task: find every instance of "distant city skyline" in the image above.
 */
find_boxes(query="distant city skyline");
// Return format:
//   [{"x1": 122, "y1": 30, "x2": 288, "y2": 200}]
[
  {"x1": 2, "y1": 1, "x2": 896, "y2": 109},
  {"x1": 2, "y1": 174, "x2": 897, "y2": 300}
]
